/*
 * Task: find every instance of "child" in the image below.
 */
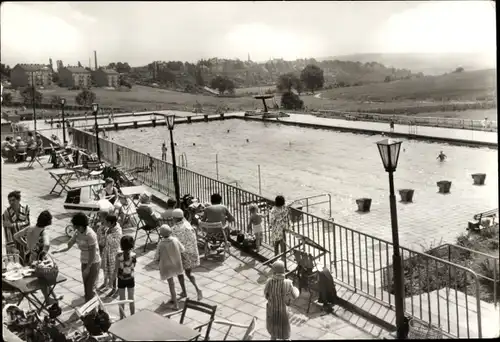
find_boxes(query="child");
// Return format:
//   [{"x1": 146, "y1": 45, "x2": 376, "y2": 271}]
[
  {"x1": 113, "y1": 235, "x2": 137, "y2": 319},
  {"x1": 247, "y1": 203, "x2": 263, "y2": 252},
  {"x1": 155, "y1": 225, "x2": 185, "y2": 310},
  {"x1": 100, "y1": 214, "x2": 122, "y2": 297}
]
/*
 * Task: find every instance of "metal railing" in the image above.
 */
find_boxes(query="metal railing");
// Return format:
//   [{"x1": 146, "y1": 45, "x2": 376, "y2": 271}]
[
  {"x1": 317, "y1": 110, "x2": 498, "y2": 132},
  {"x1": 70, "y1": 127, "x2": 487, "y2": 338},
  {"x1": 290, "y1": 193, "x2": 332, "y2": 219}
]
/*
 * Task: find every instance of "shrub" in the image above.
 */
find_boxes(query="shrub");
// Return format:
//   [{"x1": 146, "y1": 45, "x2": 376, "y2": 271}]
[{"x1": 280, "y1": 91, "x2": 303, "y2": 110}]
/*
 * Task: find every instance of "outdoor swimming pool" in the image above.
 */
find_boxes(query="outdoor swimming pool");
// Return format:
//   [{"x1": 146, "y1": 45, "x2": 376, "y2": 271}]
[{"x1": 108, "y1": 119, "x2": 497, "y2": 249}]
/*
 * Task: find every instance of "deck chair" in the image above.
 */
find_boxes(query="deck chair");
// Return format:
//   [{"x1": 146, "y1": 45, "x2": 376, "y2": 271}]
[
  {"x1": 199, "y1": 221, "x2": 230, "y2": 261},
  {"x1": 164, "y1": 298, "x2": 217, "y2": 341},
  {"x1": 79, "y1": 161, "x2": 105, "y2": 180},
  {"x1": 135, "y1": 205, "x2": 161, "y2": 252},
  {"x1": 75, "y1": 295, "x2": 133, "y2": 341},
  {"x1": 214, "y1": 317, "x2": 257, "y2": 340},
  {"x1": 293, "y1": 249, "x2": 320, "y2": 313}
]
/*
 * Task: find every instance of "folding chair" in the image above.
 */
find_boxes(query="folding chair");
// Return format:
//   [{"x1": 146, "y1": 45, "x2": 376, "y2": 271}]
[
  {"x1": 199, "y1": 221, "x2": 230, "y2": 261},
  {"x1": 26, "y1": 147, "x2": 44, "y2": 168},
  {"x1": 16, "y1": 146, "x2": 28, "y2": 163},
  {"x1": 214, "y1": 317, "x2": 257, "y2": 340},
  {"x1": 74, "y1": 295, "x2": 134, "y2": 341},
  {"x1": 79, "y1": 161, "x2": 105, "y2": 180},
  {"x1": 164, "y1": 298, "x2": 218, "y2": 341},
  {"x1": 135, "y1": 206, "x2": 161, "y2": 252}
]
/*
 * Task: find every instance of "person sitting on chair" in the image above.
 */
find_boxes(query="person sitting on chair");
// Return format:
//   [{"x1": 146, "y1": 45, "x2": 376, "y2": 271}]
[
  {"x1": 201, "y1": 193, "x2": 234, "y2": 230},
  {"x1": 136, "y1": 192, "x2": 161, "y2": 228}
]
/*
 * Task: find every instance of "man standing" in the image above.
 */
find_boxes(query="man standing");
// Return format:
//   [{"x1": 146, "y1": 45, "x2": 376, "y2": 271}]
[{"x1": 161, "y1": 142, "x2": 167, "y2": 161}]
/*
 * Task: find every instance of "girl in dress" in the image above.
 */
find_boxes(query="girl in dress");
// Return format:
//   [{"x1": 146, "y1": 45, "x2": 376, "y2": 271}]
[
  {"x1": 114, "y1": 235, "x2": 137, "y2": 319},
  {"x1": 101, "y1": 214, "x2": 122, "y2": 297}
]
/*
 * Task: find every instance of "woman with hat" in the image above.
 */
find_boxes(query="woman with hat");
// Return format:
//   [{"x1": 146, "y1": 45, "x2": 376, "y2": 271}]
[
  {"x1": 264, "y1": 260, "x2": 299, "y2": 340},
  {"x1": 155, "y1": 225, "x2": 185, "y2": 310},
  {"x1": 171, "y1": 209, "x2": 203, "y2": 301}
]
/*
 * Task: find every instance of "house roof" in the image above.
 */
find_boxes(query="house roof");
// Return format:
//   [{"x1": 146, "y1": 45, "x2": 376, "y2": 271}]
[
  {"x1": 16, "y1": 64, "x2": 51, "y2": 72},
  {"x1": 65, "y1": 67, "x2": 90, "y2": 73}
]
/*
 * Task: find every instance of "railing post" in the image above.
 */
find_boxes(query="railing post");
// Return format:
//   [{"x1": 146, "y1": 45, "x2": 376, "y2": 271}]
[
  {"x1": 216, "y1": 153, "x2": 219, "y2": 180},
  {"x1": 258, "y1": 164, "x2": 262, "y2": 195}
]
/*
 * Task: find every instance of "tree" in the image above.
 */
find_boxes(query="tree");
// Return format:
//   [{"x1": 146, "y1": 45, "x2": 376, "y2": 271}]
[
  {"x1": 210, "y1": 75, "x2": 234, "y2": 95},
  {"x1": 454, "y1": 67, "x2": 464, "y2": 73},
  {"x1": 384, "y1": 76, "x2": 392, "y2": 83},
  {"x1": 195, "y1": 68, "x2": 205, "y2": 86},
  {"x1": 280, "y1": 91, "x2": 304, "y2": 110},
  {"x1": 20, "y1": 87, "x2": 43, "y2": 106},
  {"x1": 75, "y1": 89, "x2": 96, "y2": 106},
  {"x1": 0, "y1": 63, "x2": 11, "y2": 79},
  {"x1": 277, "y1": 72, "x2": 302, "y2": 93},
  {"x1": 300, "y1": 64, "x2": 324, "y2": 93},
  {"x1": 50, "y1": 95, "x2": 63, "y2": 106},
  {"x1": 2, "y1": 92, "x2": 13, "y2": 106}
]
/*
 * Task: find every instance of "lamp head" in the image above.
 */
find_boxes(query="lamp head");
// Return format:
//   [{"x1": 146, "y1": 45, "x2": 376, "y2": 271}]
[
  {"x1": 165, "y1": 114, "x2": 175, "y2": 130},
  {"x1": 91, "y1": 103, "x2": 99, "y2": 114},
  {"x1": 60, "y1": 98, "x2": 66, "y2": 106},
  {"x1": 376, "y1": 138, "x2": 402, "y2": 172}
]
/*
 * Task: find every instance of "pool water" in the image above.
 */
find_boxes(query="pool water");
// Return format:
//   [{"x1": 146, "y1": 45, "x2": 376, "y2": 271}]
[{"x1": 110, "y1": 118, "x2": 498, "y2": 249}]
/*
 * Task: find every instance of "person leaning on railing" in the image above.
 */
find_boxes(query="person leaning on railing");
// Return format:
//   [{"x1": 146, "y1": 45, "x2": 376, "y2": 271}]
[{"x1": 269, "y1": 195, "x2": 289, "y2": 263}]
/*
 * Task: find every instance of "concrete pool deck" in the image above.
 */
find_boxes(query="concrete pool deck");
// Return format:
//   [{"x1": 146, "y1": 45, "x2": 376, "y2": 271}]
[{"x1": 1, "y1": 158, "x2": 387, "y2": 340}]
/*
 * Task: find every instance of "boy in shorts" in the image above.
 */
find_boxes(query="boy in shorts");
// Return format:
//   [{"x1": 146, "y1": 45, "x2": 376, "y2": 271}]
[{"x1": 113, "y1": 235, "x2": 137, "y2": 319}]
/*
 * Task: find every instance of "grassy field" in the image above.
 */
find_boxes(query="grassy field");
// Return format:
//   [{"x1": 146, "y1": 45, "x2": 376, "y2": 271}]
[
  {"x1": 234, "y1": 85, "x2": 276, "y2": 95},
  {"x1": 320, "y1": 69, "x2": 496, "y2": 102},
  {"x1": 7, "y1": 69, "x2": 495, "y2": 119}
]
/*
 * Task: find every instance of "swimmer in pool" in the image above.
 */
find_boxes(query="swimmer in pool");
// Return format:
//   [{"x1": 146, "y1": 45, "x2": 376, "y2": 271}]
[
  {"x1": 227, "y1": 129, "x2": 230, "y2": 133},
  {"x1": 246, "y1": 139, "x2": 249, "y2": 143},
  {"x1": 193, "y1": 143, "x2": 196, "y2": 146},
  {"x1": 437, "y1": 151, "x2": 447, "y2": 162}
]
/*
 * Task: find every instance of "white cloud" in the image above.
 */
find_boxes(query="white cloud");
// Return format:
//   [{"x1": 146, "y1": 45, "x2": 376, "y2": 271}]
[{"x1": 376, "y1": 1, "x2": 496, "y2": 54}]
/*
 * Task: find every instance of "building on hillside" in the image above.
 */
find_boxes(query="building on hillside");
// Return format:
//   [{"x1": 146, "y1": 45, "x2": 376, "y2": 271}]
[
  {"x1": 10, "y1": 64, "x2": 53, "y2": 89},
  {"x1": 59, "y1": 66, "x2": 91, "y2": 88},
  {"x1": 92, "y1": 68, "x2": 119, "y2": 87}
]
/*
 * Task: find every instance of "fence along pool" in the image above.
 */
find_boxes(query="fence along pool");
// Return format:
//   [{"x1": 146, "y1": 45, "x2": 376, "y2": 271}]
[{"x1": 70, "y1": 127, "x2": 486, "y2": 338}]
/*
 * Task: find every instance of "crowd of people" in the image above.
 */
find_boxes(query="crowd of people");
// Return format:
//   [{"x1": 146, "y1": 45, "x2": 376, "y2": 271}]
[
  {"x1": 1, "y1": 133, "x2": 43, "y2": 163},
  {"x1": 3, "y1": 185, "x2": 306, "y2": 339}
]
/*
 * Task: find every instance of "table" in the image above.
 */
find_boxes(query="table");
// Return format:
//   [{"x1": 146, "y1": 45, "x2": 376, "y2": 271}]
[
  {"x1": 66, "y1": 179, "x2": 105, "y2": 200},
  {"x1": 2, "y1": 273, "x2": 67, "y2": 325},
  {"x1": 120, "y1": 186, "x2": 147, "y2": 207},
  {"x1": 108, "y1": 310, "x2": 200, "y2": 341},
  {"x1": 48, "y1": 169, "x2": 76, "y2": 195}
]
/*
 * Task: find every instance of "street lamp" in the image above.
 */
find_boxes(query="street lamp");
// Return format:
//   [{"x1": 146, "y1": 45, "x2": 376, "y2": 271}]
[
  {"x1": 30, "y1": 72, "x2": 37, "y2": 132},
  {"x1": 165, "y1": 114, "x2": 180, "y2": 206},
  {"x1": 60, "y1": 98, "x2": 66, "y2": 144},
  {"x1": 92, "y1": 103, "x2": 102, "y2": 163},
  {"x1": 376, "y1": 138, "x2": 405, "y2": 339}
]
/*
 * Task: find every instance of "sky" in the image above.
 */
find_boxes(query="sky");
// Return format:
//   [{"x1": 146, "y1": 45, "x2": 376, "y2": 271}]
[{"x1": 0, "y1": 1, "x2": 496, "y2": 67}]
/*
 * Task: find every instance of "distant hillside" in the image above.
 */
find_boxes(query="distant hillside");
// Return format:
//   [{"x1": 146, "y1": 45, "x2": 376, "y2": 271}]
[
  {"x1": 130, "y1": 57, "x2": 421, "y2": 93},
  {"x1": 320, "y1": 69, "x2": 496, "y2": 102},
  {"x1": 318, "y1": 53, "x2": 496, "y2": 76}
]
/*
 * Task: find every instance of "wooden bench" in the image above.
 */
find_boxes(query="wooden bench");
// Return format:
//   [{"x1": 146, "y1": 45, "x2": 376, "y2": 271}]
[{"x1": 468, "y1": 209, "x2": 498, "y2": 231}]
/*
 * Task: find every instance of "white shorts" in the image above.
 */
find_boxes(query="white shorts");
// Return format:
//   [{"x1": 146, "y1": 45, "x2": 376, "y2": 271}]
[{"x1": 252, "y1": 224, "x2": 263, "y2": 234}]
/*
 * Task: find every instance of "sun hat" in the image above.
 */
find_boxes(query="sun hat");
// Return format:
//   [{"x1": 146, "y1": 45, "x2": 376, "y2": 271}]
[
  {"x1": 139, "y1": 192, "x2": 151, "y2": 204},
  {"x1": 159, "y1": 224, "x2": 172, "y2": 237},
  {"x1": 272, "y1": 260, "x2": 285, "y2": 275},
  {"x1": 172, "y1": 209, "x2": 184, "y2": 219}
]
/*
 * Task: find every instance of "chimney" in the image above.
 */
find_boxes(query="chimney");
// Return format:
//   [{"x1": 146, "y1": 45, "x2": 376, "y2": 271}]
[
  {"x1": 49, "y1": 58, "x2": 53, "y2": 71},
  {"x1": 94, "y1": 50, "x2": 98, "y2": 70}
]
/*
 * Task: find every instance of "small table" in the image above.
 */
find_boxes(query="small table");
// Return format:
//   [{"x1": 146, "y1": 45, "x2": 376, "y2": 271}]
[
  {"x1": 66, "y1": 179, "x2": 105, "y2": 200},
  {"x1": 49, "y1": 169, "x2": 76, "y2": 195},
  {"x1": 2, "y1": 273, "x2": 67, "y2": 325},
  {"x1": 108, "y1": 310, "x2": 200, "y2": 341},
  {"x1": 120, "y1": 186, "x2": 147, "y2": 207}
]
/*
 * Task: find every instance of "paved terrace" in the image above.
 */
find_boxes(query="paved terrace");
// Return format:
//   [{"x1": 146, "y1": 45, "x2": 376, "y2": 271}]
[{"x1": 1, "y1": 158, "x2": 385, "y2": 340}]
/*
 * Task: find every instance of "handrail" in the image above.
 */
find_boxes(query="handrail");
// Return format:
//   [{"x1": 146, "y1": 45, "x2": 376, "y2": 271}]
[{"x1": 290, "y1": 193, "x2": 332, "y2": 218}]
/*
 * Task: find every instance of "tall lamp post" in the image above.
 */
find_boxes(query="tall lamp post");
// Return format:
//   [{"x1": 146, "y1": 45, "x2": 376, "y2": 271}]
[
  {"x1": 376, "y1": 138, "x2": 405, "y2": 339},
  {"x1": 60, "y1": 98, "x2": 66, "y2": 144},
  {"x1": 30, "y1": 72, "x2": 37, "y2": 132},
  {"x1": 165, "y1": 114, "x2": 181, "y2": 206},
  {"x1": 92, "y1": 103, "x2": 102, "y2": 163}
]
